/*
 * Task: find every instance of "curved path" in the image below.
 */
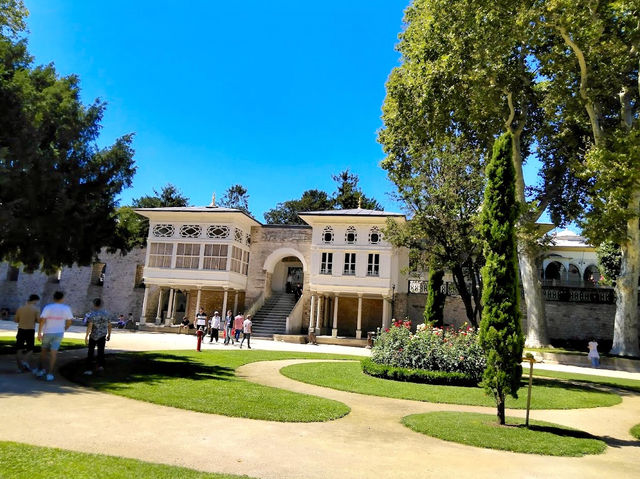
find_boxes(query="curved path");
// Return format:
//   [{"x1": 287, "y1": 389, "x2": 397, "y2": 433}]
[{"x1": 0, "y1": 356, "x2": 638, "y2": 479}]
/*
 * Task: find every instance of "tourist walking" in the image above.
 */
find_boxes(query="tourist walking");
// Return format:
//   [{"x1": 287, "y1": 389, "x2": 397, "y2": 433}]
[
  {"x1": 195, "y1": 308, "x2": 207, "y2": 335},
  {"x1": 233, "y1": 313, "x2": 244, "y2": 342},
  {"x1": 240, "y1": 314, "x2": 252, "y2": 349},
  {"x1": 588, "y1": 339, "x2": 600, "y2": 368},
  {"x1": 14, "y1": 294, "x2": 40, "y2": 372},
  {"x1": 209, "y1": 311, "x2": 221, "y2": 342},
  {"x1": 83, "y1": 298, "x2": 112, "y2": 375},
  {"x1": 34, "y1": 291, "x2": 73, "y2": 381},
  {"x1": 223, "y1": 310, "x2": 234, "y2": 345}
]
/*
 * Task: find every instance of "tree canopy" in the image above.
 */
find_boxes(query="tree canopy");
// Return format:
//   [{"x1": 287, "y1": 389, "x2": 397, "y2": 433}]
[
  {"x1": 0, "y1": 2, "x2": 136, "y2": 271},
  {"x1": 263, "y1": 169, "x2": 382, "y2": 224},
  {"x1": 219, "y1": 184, "x2": 251, "y2": 216}
]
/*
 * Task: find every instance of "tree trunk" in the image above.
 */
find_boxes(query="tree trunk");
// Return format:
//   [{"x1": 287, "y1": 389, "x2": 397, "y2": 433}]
[
  {"x1": 452, "y1": 264, "x2": 477, "y2": 327},
  {"x1": 519, "y1": 245, "x2": 550, "y2": 347},
  {"x1": 610, "y1": 189, "x2": 640, "y2": 356},
  {"x1": 496, "y1": 391, "x2": 506, "y2": 425}
]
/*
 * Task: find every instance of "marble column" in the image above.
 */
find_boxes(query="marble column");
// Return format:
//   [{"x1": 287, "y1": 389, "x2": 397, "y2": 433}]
[
  {"x1": 195, "y1": 287, "x2": 202, "y2": 313},
  {"x1": 315, "y1": 295, "x2": 323, "y2": 332},
  {"x1": 356, "y1": 294, "x2": 363, "y2": 339},
  {"x1": 139, "y1": 285, "x2": 150, "y2": 324},
  {"x1": 332, "y1": 294, "x2": 339, "y2": 337},
  {"x1": 222, "y1": 289, "x2": 229, "y2": 316},
  {"x1": 165, "y1": 288, "x2": 175, "y2": 325},
  {"x1": 155, "y1": 288, "x2": 164, "y2": 324},
  {"x1": 309, "y1": 294, "x2": 316, "y2": 332},
  {"x1": 233, "y1": 291, "x2": 238, "y2": 315},
  {"x1": 382, "y1": 296, "x2": 391, "y2": 330}
]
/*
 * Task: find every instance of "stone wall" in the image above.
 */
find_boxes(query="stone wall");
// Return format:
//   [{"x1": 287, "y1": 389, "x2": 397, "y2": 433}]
[
  {"x1": 0, "y1": 247, "x2": 146, "y2": 318},
  {"x1": 404, "y1": 291, "x2": 636, "y2": 342}
]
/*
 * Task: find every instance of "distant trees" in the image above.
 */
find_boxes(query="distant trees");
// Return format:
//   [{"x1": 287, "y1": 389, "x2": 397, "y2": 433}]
[
  {"x1": 478, "y1": 133, "x2": 524, "y2": 425},
  {"x1": 263, "y1": 169, "x2": 382, "y2": 225},
  {"x1": 219, "y1": 184, "x2": 251, "y2": 215},
  {"x1": 0, "y1": 2, "x2": 136, "y2": 272}
]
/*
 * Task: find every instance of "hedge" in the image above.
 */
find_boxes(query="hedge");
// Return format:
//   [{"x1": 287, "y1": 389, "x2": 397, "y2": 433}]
[{"x1": 361, "y1": 358, "x2": 477, "y2": 386}]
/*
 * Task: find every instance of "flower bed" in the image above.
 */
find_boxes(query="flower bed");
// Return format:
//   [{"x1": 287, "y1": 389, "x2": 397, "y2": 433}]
[
  {"x1": 361, "y1": 358, "x2": 476, "y2": 386},
  {"x1": 368, "y1": 321, "x2": 486, "y2": 385}
]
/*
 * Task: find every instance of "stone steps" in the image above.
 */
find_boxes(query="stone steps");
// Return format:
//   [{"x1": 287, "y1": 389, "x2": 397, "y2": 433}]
[{"x1": 251, "y1": 292, "x2": 297, "y2": 337}]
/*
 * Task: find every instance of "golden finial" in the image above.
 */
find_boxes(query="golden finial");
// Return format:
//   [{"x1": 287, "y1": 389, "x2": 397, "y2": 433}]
[{"x1": 358, "y1": 195, "x2": 362, "y2": 209}]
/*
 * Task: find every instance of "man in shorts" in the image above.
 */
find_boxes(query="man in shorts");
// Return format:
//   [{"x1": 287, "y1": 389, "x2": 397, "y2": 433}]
[
  {"x1": 34, "y1": 291, "x2": 74, "y2": 381},
  {"x1": 14, "y1": 294, "x2": 40, "y2": 372},
  {"x1": 84, "y1": 298, "x2": 112, "y2": 375},
  {"x1": 239, "y1": 314, "x2": 252, "y2": 349}
]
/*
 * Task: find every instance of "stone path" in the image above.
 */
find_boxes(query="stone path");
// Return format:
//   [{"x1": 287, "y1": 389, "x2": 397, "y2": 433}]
[{"x1": 0, "y1": 325, "x2": 639, "y2": 478}]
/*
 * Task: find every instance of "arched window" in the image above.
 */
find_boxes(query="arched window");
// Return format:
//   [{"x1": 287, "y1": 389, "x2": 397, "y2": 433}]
[
  {"x1": 322, "y1": 226, "x2": 334, "y2": 244},
  {"x1": 368, "y1": 226, "x2": 381, "y2": 244},
  {"x1": 583, "y1": 265, "x2": 601, "y2": 286},
  {"x1": 544, "y1": 261, "x2": 566, "y2": 283},
  {"x1": 345, "y1": 226, "x2": 357, "y2": 244},
  {"x1": 567, "y1": 264, "x2": 581, "y2": 285}
]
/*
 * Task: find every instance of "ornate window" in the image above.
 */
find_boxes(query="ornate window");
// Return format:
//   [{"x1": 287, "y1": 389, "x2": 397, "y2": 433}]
[
  {"x1": 203, "y1": 244, "x2": 228, "y2": 270},
  {"x1": 245, "y1": 233, "x2": 251, "y2": 245},
  {"x1": 152, "y1": 224, "x2": 174, "y2": 238},
  {"x1": 345, "y1": 226, "x2": 357, "y2": 244},
  {"x1": 148, "y1": 243, "x2": 173, "y2": 268},
  {"x1": 368, "y1": 227, "x2": 381, "y2": 244},
  {"x1": 206, "y1": 225, "x2": 230, "y2": 239},
  {"x1": 322, "y1": 226, "x2": 334, "y2": 244},
  {"x1": 175, "y1": 243, "x2": 200, "y2": 269},
  {"x1": 234, "y1": 227, "x2": 244, "y2": 243},
  {"x1": 179, "y1": 224, "x2": 202, "y2": 238}
]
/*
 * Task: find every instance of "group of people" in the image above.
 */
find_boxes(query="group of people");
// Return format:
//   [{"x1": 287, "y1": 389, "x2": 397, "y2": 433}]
[
  {"x1": 181, "y1": 309, "x2": 253, "y2": 349},
  {"x1": 14, "y1": 291, "x2": 109, "y2": 381}
]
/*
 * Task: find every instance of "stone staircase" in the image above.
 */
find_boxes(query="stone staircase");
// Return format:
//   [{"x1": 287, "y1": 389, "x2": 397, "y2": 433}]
[{"x1": 250, "y1": 292, "x2": 298, "y2": 337}]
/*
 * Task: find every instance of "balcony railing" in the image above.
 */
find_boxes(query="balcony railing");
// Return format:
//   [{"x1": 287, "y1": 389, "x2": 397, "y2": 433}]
[{"x1": 408, "y1": 279, "x2": 626, "y2": 304}]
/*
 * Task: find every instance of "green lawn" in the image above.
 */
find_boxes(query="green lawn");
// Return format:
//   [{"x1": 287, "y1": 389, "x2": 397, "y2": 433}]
[
  {"x1": 0, "y1": 335, "x2": 85, "y2": 354},
  {"x1": 402, "y1": 412, "x2": 606, "y2": 456},
  {"x1": 0, "y1": 441, "x2": 254, "y2": 479},
  {"x1": 61, "y1": 350, "x2": 353, "y2": 422},
  {"x1": 280, "y1": 361, "x2": 621, "y2": 409},
  {"x1": 531, "y1": 369, "x2": 640, "y2": 393},
  {"x1": 631, "y1": 424, "x2": 640, "y2": 440}
]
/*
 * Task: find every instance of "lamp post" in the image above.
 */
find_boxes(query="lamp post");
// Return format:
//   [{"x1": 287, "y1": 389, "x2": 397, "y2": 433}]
[{"x1": 391, "y1": 284, "x2": 396, "y2": 320}]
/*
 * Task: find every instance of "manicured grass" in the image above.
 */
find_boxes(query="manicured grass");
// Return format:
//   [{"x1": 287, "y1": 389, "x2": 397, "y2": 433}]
[
  {"x1": 0, "y1": 441, "x2": 253, "y2": 478},
  {"x1": 631, "y1": 424, "x2": 640, "y2": 440},
  {"x1": 280, "y1": 361, "x2": 621, "y2": 409},
  {"x1": 61, "y1": 350, "x2": 353, "y2": 422},
  {"x1": 0, "y1": 335, "x2": 85, "y2": 354},
  {"x1": 402, "y1": 412, "x2": 606, "y2": 456},
  {"x1": 531, "y1": 369, "x2": 640, "y2": 394}
]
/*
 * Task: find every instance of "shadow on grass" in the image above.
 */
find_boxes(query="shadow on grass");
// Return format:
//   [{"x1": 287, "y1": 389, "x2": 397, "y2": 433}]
[
  {"x1": 518, "y1": 423, "x2": 600, "y2": 440},
  {"x1": 528, "y1": 377, "x2": 606, "y2": 393},
  {"x1": 61, "y1": 352, "x2": 234, "y2": 391}
]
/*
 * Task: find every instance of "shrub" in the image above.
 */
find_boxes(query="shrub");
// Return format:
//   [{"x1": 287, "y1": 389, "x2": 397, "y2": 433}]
[
  {"x1": 370, "y1": 320, "x2": 486, "y2": 384},
  {"x1": 361, "y1": 358, "x2": 476, "y2": 386}
]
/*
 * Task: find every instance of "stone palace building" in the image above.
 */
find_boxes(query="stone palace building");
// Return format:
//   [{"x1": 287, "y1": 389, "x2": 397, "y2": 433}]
[{"x1": 1, "y1": 204, "x2": 622, "y2": 344}]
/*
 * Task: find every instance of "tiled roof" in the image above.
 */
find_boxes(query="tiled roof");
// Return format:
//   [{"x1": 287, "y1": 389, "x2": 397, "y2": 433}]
[{"x1": 298, "y1": 208, "x2": 404, "y2": 217}]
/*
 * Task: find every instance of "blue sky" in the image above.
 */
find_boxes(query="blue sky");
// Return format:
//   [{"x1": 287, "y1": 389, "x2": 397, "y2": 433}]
[{"x1": 24, "y1": 0, "x2": 543, "y2": 222}]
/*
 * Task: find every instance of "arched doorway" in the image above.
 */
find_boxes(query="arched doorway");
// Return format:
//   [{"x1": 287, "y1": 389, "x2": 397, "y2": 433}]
[
  {"x1": 583, "y1": 265, "x2": 601, "y2": 286},
  {"x1": 544, "y1": 261, "x2": 566, "y2": 284},
  {"x1": 262, "y1": 247, "x2": 308, "y2": 297}
]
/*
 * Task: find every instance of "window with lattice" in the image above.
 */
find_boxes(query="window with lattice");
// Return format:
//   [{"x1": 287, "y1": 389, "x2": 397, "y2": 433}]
[
  {"x1": 368, "y1": 227, "x2": 382, "y2": 244},
  {"x1": 345, "y1": 226, "x2": 357, "y2": 244},
  {"x1": 234, "y1": 228, "x2": 243, "y2": 243},
  {"x1": 322, "y1": 226, "x2": 334, "y2": 244},
  {"x1": 206, "y1": 225, "x2": 230, "y2": 239},
  {"x1": 179, "y1": 224, "x2": 202, "y2": 238},
  {"x1": 152, "y1": 224, "x2": 174, "y2": 238},
  {"x1": 148, "y1": 242, "x2": 173, "y2": 268},
  {"x1": 203, "y1": 244, "x2": 228, "y2": 270}
]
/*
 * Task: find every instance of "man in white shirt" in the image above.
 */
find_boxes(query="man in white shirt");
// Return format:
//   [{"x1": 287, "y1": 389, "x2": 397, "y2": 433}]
[
  {"x1": 35, "y1": 291, "x2": 74, "y2": 381},
  {"x1": 209, "y1": 311, "x2": 221, "y2": 343},
  {"x1": 195, "y1": 308, "x2": 208, "y2": 335},
  {"x1": 239, "y1": 314, "x2": 252, "y2": 349}
]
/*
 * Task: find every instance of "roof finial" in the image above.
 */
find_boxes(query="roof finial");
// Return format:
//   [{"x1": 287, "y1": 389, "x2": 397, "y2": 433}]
[
  {"x1": 358, "y1": 194, "x2": 362, "y2": 209},
  {"x1": 209, "y1": 192, "x2": 216, "y2": 208}
]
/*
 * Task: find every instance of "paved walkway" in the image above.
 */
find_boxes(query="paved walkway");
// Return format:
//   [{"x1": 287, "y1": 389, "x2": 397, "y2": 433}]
[{"x1": 0, "y1": 324, "x2": 639, "y2": 478}]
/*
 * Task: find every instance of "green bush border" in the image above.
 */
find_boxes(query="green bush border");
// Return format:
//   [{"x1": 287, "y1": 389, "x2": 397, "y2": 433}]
[{"x1": 361, "y1": 358, "x2": 476, "y2": 386}]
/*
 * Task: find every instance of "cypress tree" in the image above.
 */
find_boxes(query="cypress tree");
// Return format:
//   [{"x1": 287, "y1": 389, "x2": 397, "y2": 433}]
[
  {"x1": 423, "y1": 268, "x2": 446, "y2": 327},
  {"x1": 478, "y1": 132, "x2": 524, "y2": 425}
]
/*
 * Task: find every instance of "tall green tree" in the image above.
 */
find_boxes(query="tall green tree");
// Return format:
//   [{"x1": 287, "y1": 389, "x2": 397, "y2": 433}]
[
  {"x1": 423, "y1": 268, "x2": 446, "y2": 326},
  {"x1": 539, "y1": 1, "x2": 640, "y2": 356},
  {"x1": 219, "y1": 184, "x2": 251, "y2": 215},
  {"x1": 264, "y1": 189, "x2": 333, "y2": 225},
  {"x1": 379, "y1": 138, "x2": 485, "y2": 326},
  {"x1": 478, "y1": 133, "x2": 525, "y2": 425},
  {"x1": 379, "y1": 0, "x2": 557, "y2": 347},
  {"x1": 332, "y1": 169, "x2": 382, "y2": 210},
  {"x1": 120, "y1": 184, "x2": 190, "y2": 247},
  {"x1": 0, "y1": 2, "x2": 135, "y2": 271}
]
